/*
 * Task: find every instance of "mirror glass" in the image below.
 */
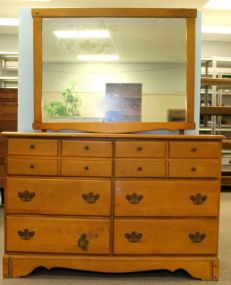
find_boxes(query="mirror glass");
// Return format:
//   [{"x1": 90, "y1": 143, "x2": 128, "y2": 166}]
[{"x1": 42, "y1": 17, "x2": 187, "y2": 123}]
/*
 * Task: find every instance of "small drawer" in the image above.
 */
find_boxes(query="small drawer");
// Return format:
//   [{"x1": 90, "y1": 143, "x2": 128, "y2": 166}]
[
  {"x1": 6, "y1": 216, "x2": 110, "y2": 254},
  {"x1": 114, "y1": 219, "x2": 218, "y2": 254},
  {"x1": 115, "y1": 180, "x2": 219, "y2": 217},
  {"x1": 169, "y1": 160, "x2": 220, "y2": 178},
  {"x1": 6, "y1": 178, "x2": 111, "y2": 216},
  {"x1": 8, "y1": 139, "x2": 58, "y2": 156},
  {"x1": 115, "y1": 141, "x2": 166, "y2": 158},
  {"x1": 115, "y1": 159, "x2": 166, "y2": 177},
  {"x1": 61, "y1": 159, "x2": 112, "y2": 177},
  {"x1": 7, "y1": 158, "x2": 58, "y2": 176},
  {"x1": 62, "y1": 140, "x2": 112, "y2": 157},
  {"x1": 169, "y1": 141, "x2": 221, "y2": 159}
]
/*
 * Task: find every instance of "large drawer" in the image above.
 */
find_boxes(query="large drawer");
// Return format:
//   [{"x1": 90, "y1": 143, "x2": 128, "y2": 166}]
[
  {"x1": 114, "y1": 180, "x2": 219, "y2": 217},
  {"x1": 169, "y1": 160, "x2": 220, "y2": 178},
  {"x1": 6, "y1": 178, "x2": 111, "y2": 216},
  {"x1": 61, "y1": 159, "x2": 112, "y2": 177},
  {"x1": 8, "y1": 139, "x2": 58, "y2": 156},
  {"x1": 7, "y1": 158, "x2": 58, "y2": 176},
  {"x1": 6, "y1": 216, "x2": 110, "y2": 254},
  {"x1": 115, "y1": 141, "x2": 166, "y2": 158},
  {"x1": 62, "y1": 140, "x2": 112, "y2": 157},
  {"x1": 114, "y1": 219, "x2": 218, "y2": 254},
  {"x1": 115, "y1": 159, "x2": 166, "y2": 177},
  {"x1": 169, "y1": 141, "x2": 221, "y2": 159}
]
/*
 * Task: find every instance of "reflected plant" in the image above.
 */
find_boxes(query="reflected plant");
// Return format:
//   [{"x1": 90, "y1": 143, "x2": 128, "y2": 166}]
[{"x1": 44, "y1": 80, "x2": 81, "y2": 117}]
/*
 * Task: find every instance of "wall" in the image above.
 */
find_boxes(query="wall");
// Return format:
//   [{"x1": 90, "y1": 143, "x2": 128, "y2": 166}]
[
  {"x1": 0, "y1": 34, "x2": 18, "y2": 51},
  {"x1": 18, "y1": 9, "x2": 34, "y2": 131},
  {"x1": 43, "y1": 62, "x2": 186, "y2": 122},
  {"x1": 202, "y1": 41, "x2": 231, "y2": 58}
]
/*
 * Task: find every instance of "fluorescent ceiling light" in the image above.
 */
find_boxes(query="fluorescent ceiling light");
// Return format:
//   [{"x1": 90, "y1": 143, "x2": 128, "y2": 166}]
[
  {"x1": 204, "y1": 0, "x2": 231, "y2": 10},
  {"x1": 0, "y1": 18, "x2": 19, "y2": 26},
  {"x1": 0, "y1": 52, "x2": 18, "y2": 55},
  {"x1": 77, "y1": 55, "x2": 119, "y2": 61},
  {"x1": 202, "y1": 25, "x2": 231, "y2": 34},
  {"x1": 13, "y1": 0, "x2": 51, "y2": 1},
  {"x1": 53, "y1": 30, "x2": 110, "y2": 39}
]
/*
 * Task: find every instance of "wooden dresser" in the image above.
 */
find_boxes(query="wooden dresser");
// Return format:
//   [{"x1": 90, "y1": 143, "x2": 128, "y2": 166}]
[{"x1": 3, "y1": 132, "x2": 222, "y2": 280}]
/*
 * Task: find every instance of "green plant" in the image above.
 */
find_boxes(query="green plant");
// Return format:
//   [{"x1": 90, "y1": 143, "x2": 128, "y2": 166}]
[{"x1": 44, "y1": 80, "x2": 81, "y2": 117}]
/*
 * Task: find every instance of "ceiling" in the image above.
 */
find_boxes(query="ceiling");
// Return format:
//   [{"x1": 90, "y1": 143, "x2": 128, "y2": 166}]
[{"x1": 0, "y1": 0, "x2": 231, "y2": 42}]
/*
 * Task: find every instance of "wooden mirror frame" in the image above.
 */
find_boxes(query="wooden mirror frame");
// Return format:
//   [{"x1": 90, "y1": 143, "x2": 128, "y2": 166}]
[{"x1": 32, "y1": 8, "x2": 196, "y2": 133}]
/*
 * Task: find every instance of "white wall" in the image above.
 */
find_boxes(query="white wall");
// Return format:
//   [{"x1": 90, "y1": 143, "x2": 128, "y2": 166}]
[
  {"x1": 186, "y1": 11, "x2": 201, "y2": 135},
  {"x1": 18, "y1": 9, "x2": 34, "y2": 131},
  {"x1": 0, "y1": 34, "x2": 18, "y2": 51},
  {"x1": 202, "y1": 41, "x2": 231, "y2": 58}
]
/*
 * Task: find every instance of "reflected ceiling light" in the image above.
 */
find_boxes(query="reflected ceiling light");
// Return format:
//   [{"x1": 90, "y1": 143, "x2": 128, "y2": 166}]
[
  {"x1": 204, "y1": 0, "x2": 231, "y2": 10},
  {"x1": 202, "y1": 25, "x2": 231, "y2": 34},
  {"x1": 53, "y1": 30, "x2": 110, "y2": 39},
  {"x1": 0, "y1": 18, "x2": 19, "y2": 26},
  {"x1": 76, "y1": 55, "x2": 119, "y2": 61}
]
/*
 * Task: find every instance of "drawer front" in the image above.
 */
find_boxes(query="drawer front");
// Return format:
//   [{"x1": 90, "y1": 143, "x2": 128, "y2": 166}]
[
  {"x1": 169, "y1": 141, "x2": 221, "y2": 159},
  {"x1": 115, "y1": 180, "x2": 219, "y2": 217},
  {"x1": 61, "y1": 159, "x2": 112, "y2": 177},
  {"x1": 114, "y1": 219, "x2": 218, "y2": 254},
  {"x1": 115, "y1": 141, "x2": 166, "y2": 158},
  {"x1": 8, "y1": 139, "x2": 58, "y2": 156},
  {"x1": 6, "y1": 216, "x2": 110, "y2": 254},
  {"x1": 0, "y1": 136, "x2": 6, "y2": 157},
  {"x1": 7, "y1": 158, "x2": 58, "y2": 176},
  {"x1": 169, "y1": 160, "x2": 220, "y2": 178},
  {"x1": 6, "y1": 178, "x2": 111, "y2": 216},
  {"x1": 62, "y1": 140, "x2": 112, "y2": 157},
  {"x1": 115, "y1": 159, "x2": 166, "y2": 177},
  {"x1": 0, "y1": 103, "x2": 17, "y2": 120}
]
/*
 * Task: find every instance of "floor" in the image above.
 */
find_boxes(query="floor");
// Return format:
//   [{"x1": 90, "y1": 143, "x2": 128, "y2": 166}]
[{"x1": 0, "y1": 192, "x2": 231, "y2": 284}]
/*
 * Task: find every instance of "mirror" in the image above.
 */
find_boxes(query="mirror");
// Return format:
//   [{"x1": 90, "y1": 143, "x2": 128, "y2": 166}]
[{"x1": 32, "y1": 8, "x2": 196, "y2": 133}]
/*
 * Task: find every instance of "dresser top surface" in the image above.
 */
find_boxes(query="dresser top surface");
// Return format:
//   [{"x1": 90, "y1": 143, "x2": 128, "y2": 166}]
[{"x1": 1, "y1": 132, "x2": 224, "y2": 141}]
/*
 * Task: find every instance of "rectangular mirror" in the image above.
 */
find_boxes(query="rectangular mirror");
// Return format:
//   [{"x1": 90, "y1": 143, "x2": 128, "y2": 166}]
[{"x1": 32, "y1": 8, "x2": 196, "y2": 133}]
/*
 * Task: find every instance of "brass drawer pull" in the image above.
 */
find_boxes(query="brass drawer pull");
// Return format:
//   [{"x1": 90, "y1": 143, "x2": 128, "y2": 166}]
[
  {"x1": 30, "y1": 144, "x2": 35, "y2": 149},
  {"x1": 191, "y1": 147, "x2": 197, "y2": 152},
  {"x1": 84, "y1": 166, "x2": 89, "y2": 171},
  {"x1": 78, "y1": 233, "x2": 89, "y2": 251},
  {"x1": 125, "y1": 231, "x2": 143, "y2": 243},
  {"x1": 85, "y1": 145, "x2": 89, "y2": 151},
  {"x1": 30, "y1": 164, "x2": 35, "y2": 169},
  {"x1": 190, "y1": 193, "x2": 207, "y2": 205},
  {"x1": 136, "y1": 146, "x2": 143, "y2": 152},
  {"x1": 82, "y1": 192, "x2": 100, "y2": 203},
  {"x1": 18, "y1": 191, "x2": 36, "y2": 202},
  {"x1": 18, "y1": 229, "x2": 35, "y2": 240},
  {"x1": 126, "y1": 193, "x2": 143, "y2": 204},
  {"x1": 189, "y1": 232, "x2": 206, "y2": 243},
  {"x1": 137, "y1": 166, "x2": 143, "y2": 171},
  {"x1": 191, "y1": 167, "x2": 196, "y2": 172}
]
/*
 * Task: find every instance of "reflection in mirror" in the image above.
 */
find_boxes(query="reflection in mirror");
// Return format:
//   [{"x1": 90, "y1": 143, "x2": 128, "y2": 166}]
[{"x1": 42, "y1": 17, "x2": 187, "y2": 123}]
